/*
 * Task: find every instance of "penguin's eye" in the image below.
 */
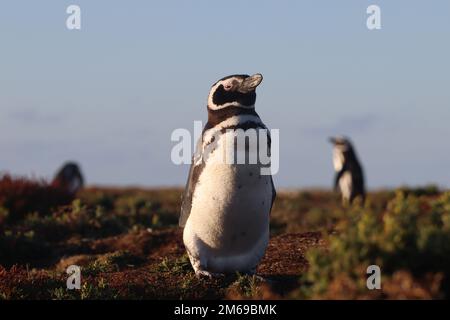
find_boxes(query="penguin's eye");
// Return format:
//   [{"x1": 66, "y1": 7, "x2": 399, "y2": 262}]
[{"x1": 223, "y1": 83, "x2": 233, "y2": 91}]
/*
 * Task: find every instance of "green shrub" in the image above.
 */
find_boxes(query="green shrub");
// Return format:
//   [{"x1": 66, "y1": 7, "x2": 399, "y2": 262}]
[
  {"x1": 155, "y1": 254, "x2": 191, "y2": 275},
  {"x1": 299, "y1": 191, "x2": 450, "y2": 299},
  {"x1": 82, "y1": 250, "x2": 145, "y2": 277}
]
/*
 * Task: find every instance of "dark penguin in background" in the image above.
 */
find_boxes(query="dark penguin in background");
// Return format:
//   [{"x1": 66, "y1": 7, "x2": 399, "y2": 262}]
[
  {"x1": 52, "y1": 162, "x2": 84, "y2": 195},
  {"x1": 329, "y1": 136, "x2": 365, "y2": 205},
  {"x1": 180, "y1": 73, "x2": 276, "y2": 278}
]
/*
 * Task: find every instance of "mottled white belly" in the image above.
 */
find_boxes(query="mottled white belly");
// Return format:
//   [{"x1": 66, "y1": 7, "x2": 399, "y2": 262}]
[
  {"x1": 69, "y1": 177, "x2": 82, "y2": 194},
  {"x1": 183, "y1": 131, "x2": 272, "y2": 272},
  {"x1": 339, "y1": 171, "x2": 352, "y2": 201}
]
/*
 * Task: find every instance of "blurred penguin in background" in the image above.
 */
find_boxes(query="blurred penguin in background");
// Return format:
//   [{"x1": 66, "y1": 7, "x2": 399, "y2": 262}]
[
  {"x1": 329, "y1": 137, "x2": 365, "y2": 205},
  {"x1": 52, "y1": 162, "x2": 84, "y2": 195}
]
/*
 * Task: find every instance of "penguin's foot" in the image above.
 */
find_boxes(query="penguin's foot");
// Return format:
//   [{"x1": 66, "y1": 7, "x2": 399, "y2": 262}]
[{"x1": 195, "y1": 269, "x2": 225, "y2": 279}]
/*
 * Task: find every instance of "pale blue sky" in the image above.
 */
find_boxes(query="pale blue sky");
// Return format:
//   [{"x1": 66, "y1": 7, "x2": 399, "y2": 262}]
[{"x1": 1, "y1": 1, "x2": 449, "y2": 189}]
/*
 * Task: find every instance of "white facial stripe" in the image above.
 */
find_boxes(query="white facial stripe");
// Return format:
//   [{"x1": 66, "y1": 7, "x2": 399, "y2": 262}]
[
  {"x1": 208, "y1": 81, "x2": 222, "y2": 109},
  {"x1": 209, "y1": 102, "x2": 254, "y2": 110}
]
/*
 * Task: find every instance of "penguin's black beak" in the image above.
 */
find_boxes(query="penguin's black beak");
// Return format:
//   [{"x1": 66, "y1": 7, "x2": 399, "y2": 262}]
[
  {"x1": 238, "y1": 73, "x2": 263, "y2": 93},
  {"x1": 329, "y1": 137, "x2": 337, "y2": 144}
]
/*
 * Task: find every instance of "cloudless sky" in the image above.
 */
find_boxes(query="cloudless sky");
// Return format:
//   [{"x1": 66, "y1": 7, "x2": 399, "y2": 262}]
[{"x1": 1, "y1": 1, "x2": 449, "y2": 189}]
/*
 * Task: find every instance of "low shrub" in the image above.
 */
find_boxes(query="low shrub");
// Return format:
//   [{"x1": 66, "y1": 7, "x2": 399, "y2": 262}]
[
  {"x1": 298, "y1": 191, "x2": 450, "y2": 299},
  {"x1": 0, "y1": 175, "x2": 74, "y2": 221}
]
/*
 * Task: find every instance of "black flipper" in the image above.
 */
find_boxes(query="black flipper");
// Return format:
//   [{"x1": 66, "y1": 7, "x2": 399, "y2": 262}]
[
  {"x1": 179, "y1": 138, "x2": 204, "y2": 228},
  {"x1": 334, "y1": 167, "x2": 346, "y2": 192},
  {"x1": 269, "y1": 176, "x2": 276, "y2": 213}
]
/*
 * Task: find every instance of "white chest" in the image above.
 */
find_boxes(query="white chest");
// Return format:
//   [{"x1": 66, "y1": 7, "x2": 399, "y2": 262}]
[
  {"x1": 69, "y1": 177, "x2": 82, "y2": 193},
  {"x1": 333, "y1": 149, "x2": 345, "y2": 172},
  {"x1": 186, "y1": 130, "x2": 272, "y2": 252}
]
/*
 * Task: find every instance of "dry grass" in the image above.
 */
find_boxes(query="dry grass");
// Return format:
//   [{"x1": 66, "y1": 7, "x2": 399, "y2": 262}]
[{"x1": 0, "y1": 174, "x2": 448, "y2": 299}]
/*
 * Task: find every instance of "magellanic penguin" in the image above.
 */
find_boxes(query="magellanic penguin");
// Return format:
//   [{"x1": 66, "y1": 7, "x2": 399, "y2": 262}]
[
  {"x1": 52, "y1": 162, "x2": 84, "y2": 195},
  {"x1": 329, "y1": 136, "x2": 365, "y2": 205},
  {"x1": 179, "y1": 73, "x2": 276, "y2": 278}
]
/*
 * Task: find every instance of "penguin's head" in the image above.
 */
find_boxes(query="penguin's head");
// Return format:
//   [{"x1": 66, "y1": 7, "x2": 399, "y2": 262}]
[
  {"x1": 329, "y1": 136, "x2": 352, "y2": 152},
  {"x1": 52, "y1": 162, "x2": 84, "y2": 194},
  {"x1": 329, "y1": 136, "x2": 354, "y2": 171},
  {"x1": 207, "y1": 73, "x2": 263, "y2": 111}
]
